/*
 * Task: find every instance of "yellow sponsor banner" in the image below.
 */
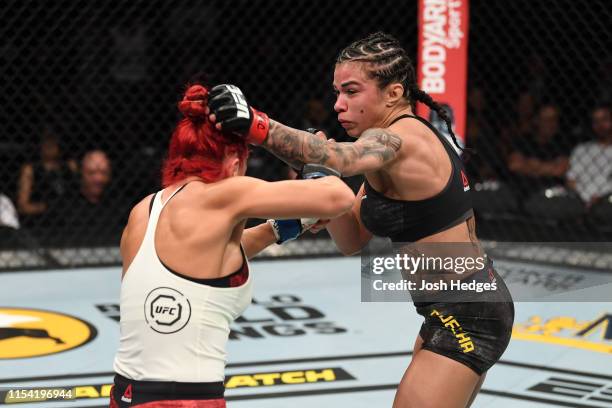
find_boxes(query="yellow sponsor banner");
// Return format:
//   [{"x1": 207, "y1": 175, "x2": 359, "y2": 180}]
[
  {"x1": 513, "y1": 314, "x2": 612, "y2": 354},
  {"x1": 0, "y1": 368, "x2": 354, "y2": 404},
  {"x1": 226, "y1": 367, "x2": 353, "y2": 389},
  {"x1": 512, "y1": 330, "x2": 612, "y2": 354}
]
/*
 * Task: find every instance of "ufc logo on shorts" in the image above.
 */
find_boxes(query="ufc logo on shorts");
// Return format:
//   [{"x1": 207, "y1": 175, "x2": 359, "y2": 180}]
[{"x1": 227, "y1": 85, "x2": 250, "y2": 119}]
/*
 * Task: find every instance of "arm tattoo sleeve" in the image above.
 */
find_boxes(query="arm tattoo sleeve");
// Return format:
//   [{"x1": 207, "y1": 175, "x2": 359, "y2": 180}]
[{"x1": 263, "y1": 121, "x2": 402, "y2": 175}]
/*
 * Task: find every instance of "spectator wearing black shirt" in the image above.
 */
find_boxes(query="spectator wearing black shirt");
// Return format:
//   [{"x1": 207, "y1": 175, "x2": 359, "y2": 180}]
[
  {"x1": 16, "y1": 128, "x2": 77, "y2": 228},
  {"x1": 57, "y1": 150, "x2": 125, "y2": 246},
  {"x1": 499, "y1": 91, "x2": 537, "y2": 161},
  {"x1": 507, "y1": 104, "x2": 572, "y2": 195}
]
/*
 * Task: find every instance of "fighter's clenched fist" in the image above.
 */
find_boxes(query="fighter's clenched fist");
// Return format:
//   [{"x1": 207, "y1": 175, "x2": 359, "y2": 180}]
[{"x1": 207, "y1": 84, "x2": 270, "y2": 145}]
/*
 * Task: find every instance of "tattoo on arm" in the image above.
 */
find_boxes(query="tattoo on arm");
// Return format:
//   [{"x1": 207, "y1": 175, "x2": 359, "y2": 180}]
[
  {"x1": 263, "y1": 121, "x2": 402, "y2": 175},
  {"x1": 263, "y1": 121, "x2": 328, "y2": 169}
]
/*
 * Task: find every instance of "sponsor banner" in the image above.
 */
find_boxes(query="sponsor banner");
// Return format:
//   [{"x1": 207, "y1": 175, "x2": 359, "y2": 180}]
[
  {"x1": 513, "y1": 313, "x2": 612, "y2": 354},
  {"x1": 2, "y1": 351, "x2": 611, "y2": 407},
  {"x1": 225, "y1": 367, "x2": 354, "y2": 389},
  {"x1": 0, "y1": 367, "x2": 355, "y2": 404},
  {"x1": 417, "y1": 0, "x2": 469, "y2": 144}
]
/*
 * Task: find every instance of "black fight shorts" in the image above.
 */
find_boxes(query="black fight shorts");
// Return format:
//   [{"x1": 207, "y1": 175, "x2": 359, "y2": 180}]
[{"x1": 414, "y1": 260, "x2": 514, "y2": 375}]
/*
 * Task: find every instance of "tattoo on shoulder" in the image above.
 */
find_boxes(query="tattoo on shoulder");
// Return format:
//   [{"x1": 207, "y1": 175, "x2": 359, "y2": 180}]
[
  {"x1": 351, "y1": 128, "x2": 402, "y2": 164},
  {"x1": 359, "y1": 128, "x2": 402, "y2": 152},
  {"x1": 318, "y1": 128, "x2": 402, "y2": 172}
]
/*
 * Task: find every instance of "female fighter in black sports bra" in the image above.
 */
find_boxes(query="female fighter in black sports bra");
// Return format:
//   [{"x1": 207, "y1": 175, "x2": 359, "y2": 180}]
[{"x1": 207, "y1": 32, "x2": 514, "y2": 408}]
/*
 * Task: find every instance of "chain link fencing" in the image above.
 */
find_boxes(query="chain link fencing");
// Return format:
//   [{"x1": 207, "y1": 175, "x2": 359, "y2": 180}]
[{"x1": 0, "y1": 0, "x2": 610, "y2": 269}]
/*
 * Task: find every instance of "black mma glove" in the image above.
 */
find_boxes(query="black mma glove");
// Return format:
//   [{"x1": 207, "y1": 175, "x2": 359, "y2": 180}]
[{"x1": 208, "y1": 84, "x2": 270, "y2": 145}]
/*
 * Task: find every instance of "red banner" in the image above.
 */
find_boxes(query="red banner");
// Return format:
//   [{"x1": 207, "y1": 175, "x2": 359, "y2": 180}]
[{"x1": 417, "y1": 0, "x2": 469, "y2": 145}]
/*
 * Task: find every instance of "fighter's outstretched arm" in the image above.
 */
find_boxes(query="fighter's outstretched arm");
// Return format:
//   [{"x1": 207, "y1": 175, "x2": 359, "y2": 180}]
[
  {"x1": 263, "y1": 120, "x2": 402, "y2": 176},
  {"x1": 206, "y1": 84, "x2": 402, "y2": 176}
]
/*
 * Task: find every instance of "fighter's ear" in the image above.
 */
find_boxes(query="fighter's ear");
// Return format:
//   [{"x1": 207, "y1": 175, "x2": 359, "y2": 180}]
[
  {"x1": 223, "y1": 155, "x2": 242, "y2": 177},
  {"x1": 385, "y1": 83, "x2": 405, "y2": 107}
]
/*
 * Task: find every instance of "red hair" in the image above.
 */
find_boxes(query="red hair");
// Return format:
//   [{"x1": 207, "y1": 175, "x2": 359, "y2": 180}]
[{"x1": 162, "y1": 84, "x2": 249, "y2": 187}]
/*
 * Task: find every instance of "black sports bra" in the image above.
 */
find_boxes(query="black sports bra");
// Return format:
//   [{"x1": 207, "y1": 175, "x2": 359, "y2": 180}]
[{"x1": 360, "y1": 114, "x2": 473, "y2": 242}]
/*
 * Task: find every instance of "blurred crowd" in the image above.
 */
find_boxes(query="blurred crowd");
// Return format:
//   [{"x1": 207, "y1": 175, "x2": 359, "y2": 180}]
[
  {"x1": 1, "y1": 92, "x2": 610, "y2": 249},
  {"x1": 464, "y1": 85, "x2": 612, "y2": 237},
  {"x1": 0, "y1": 128, "x2": 125, "y2": 247},
  {"x1": 1, "y1": 32, "x2": 611, "y2": 247},
  {"x1": 0, "y1": 93, "x2": 356, "y2": 249},
  {"x1": 2, "y1": 0, "x2": 610, "y2": 251}
]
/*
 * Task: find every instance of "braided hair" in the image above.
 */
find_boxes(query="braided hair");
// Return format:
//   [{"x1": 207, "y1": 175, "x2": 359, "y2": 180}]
[{"x1": 337, "y1": 32, "x2": 464, "y2": 151}]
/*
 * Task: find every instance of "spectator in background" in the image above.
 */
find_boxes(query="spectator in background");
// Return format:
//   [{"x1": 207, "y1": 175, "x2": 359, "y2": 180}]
[
  {"x1": 499, "y1": 91, "x2": 537, "y2": 161},
  {"x1": 515, "y1": 92, "x2": 538, "y2": 140},
  {"x1": 56, "y1": 149, "x2": 125, "y2": 246},
  {"x1": 566, "y1": 103, "x2": 612, "y2": 206},
  {"x1": 16, "y1": 127, "x2": 77, "y2": 227},
  {"x1": 507, "y1": 103, "x2": 572, "y2": 195},
  {"x1": 77, "y1": 150, "x2": 113, "y2": 206}
]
